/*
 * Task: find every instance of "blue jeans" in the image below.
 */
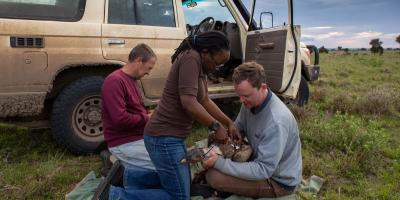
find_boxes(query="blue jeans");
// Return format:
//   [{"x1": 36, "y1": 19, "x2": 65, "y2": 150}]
[
  {"x1": 144, "y1": 135, "x2": 191, "y2": 200},
  {"x1": 109, "y1": 166, "x2": 173, "y2": 200}
]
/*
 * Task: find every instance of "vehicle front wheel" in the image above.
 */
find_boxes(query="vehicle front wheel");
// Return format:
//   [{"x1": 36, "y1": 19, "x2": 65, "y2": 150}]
[
  {"x1": 51, "y1": 76, "x2": 104, "y2": 154},
  {"x1": 294, "y1": 76, "x2": 309, "y2": 106}
]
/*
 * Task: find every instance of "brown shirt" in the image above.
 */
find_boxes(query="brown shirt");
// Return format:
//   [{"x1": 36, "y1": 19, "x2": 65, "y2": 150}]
[{"x1": 144, "y1": 50, "x2": 207, "y2": 138}]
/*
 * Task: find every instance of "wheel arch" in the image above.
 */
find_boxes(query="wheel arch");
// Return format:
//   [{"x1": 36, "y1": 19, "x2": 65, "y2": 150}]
[
  {"x1": 300, "y1": 61, "x2": 309, "y2": 81},
  {"x1": 47, "y1": 64, "x2": 122, "y2": 100},
  {"x1": 41, "y1": 64, "x2": 121, "y2": 120}
]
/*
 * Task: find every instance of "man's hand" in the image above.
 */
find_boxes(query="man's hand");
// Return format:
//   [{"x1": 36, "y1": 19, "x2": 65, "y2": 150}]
[
  {"x1": 227, "y1": 122, "x2": 242, "y2": 144},
  {"x1": 147, "y1": 109, "x2": 155, "y2": 117},
  {"x1": 202, "y1": 149, "x2": 219, "y2": 169}
]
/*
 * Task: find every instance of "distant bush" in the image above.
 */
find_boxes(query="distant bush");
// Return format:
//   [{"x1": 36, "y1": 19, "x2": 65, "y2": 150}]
[
  {"x1": 356, "y1": 87, "x2": 400, "y2": 116},
  {"x1": 289, "y1": 105, "x2": 317, "y2": 122},
  {"x1": 330, "y1": 93, "x2": 355, "y2": 113},
  {"x1": 370, "y1": 56, "x2": 384, "y2": 68},
  {"x1": 369, "y1": 38, "x2": 384, "y2": 55},
  {"x1": 310, "y1": 88, "x2": 327, "y2": 103},
  {"x1": 359, "y1": 56, "x2": 383, "y2": 68},
  {"x1": 319, "y1": 46, "x2": 329, "y2": 53}
]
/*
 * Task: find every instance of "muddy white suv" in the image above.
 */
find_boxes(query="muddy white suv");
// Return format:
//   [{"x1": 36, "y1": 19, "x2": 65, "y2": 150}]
[{"x1": 0, "y1": 0, "x2": 319, "y2": 154}]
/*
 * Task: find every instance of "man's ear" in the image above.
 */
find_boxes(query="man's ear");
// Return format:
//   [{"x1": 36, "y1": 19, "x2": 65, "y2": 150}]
[
  {"x1": 260, "y1": 83, "x2": 268, "y2": 90},
  {"x1": 133, "y1": 57, "x2": 143, "y2": 64}
]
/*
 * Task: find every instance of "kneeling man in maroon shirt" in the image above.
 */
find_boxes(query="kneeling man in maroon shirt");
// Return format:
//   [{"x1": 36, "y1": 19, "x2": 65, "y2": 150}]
[{"x1": 101, "y1": 43, "x2": 163, "y2": 198}]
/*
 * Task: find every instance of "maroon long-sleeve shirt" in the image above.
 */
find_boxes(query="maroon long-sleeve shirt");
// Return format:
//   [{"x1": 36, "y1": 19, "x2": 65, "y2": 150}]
[{"x1": 101, "y1": 69, "x2": 149, "y2": 148}]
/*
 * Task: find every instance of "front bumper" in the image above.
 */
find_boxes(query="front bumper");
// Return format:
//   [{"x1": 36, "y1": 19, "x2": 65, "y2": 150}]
[
  {"x1": 304, "y1": 64, "x2": 320, "y2": 81},
  {"x1": 304, "y1": 45, "x2": 320, "y2": 81}
]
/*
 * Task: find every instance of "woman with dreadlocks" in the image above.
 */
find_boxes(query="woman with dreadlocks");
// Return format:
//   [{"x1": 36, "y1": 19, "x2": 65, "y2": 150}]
[{"x1": 143, "y1": 31, "x2": 242, "y2": 199}]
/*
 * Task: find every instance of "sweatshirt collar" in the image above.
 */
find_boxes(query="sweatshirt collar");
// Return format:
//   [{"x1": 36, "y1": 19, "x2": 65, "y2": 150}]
[{"x1": 251, "y1": 88, "x2": 272, "y2": 114}]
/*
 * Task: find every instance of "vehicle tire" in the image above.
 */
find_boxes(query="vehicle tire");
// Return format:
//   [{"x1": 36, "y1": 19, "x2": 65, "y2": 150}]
[
  {"x1": 294, "y1": 76, "x2": 309, "y2": 106},
  {"x1": 51, "y1": 76, "x2": 104, "y2": 154}
]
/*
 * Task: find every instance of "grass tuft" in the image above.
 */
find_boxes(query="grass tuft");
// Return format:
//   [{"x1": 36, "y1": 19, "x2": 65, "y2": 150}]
[
  {"x1": 356, "y1": 86, "x2": 400, "y2": 116},
  {"x1": 329, "y1": 93, "x2": 355, "y2": 113},
  {"x1": 301, "y1": 113, "x2": 387, "y2": 178},
  {"x1": 310, "y1": 88, "x2": 328, "y2": 103}
]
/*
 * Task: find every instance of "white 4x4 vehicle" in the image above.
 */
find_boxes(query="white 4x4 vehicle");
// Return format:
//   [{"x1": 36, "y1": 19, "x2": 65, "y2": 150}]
[
  {"x1": 297, "y1": 42, "x2": 320, "y2": 105},
  {"x1": 0, "y1": 0, "x2": 319, "y2": 154}
]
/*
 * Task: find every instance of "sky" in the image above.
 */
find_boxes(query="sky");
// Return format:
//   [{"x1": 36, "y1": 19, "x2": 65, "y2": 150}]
[
  {"x1": 293, "y1": 0, "x2": 400, "y2": 48},
  {"x1": 183, "y1": 0, "x2": 399, "y2": 49}
]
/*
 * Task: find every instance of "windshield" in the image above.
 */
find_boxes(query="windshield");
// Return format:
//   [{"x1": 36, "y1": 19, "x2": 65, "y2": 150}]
[
  {"x1": 240, "y1": 0, "x2": 288, "y2": 29},
  {"x1": 182, "y1": 0, "x2": 235, "y2": 26}
]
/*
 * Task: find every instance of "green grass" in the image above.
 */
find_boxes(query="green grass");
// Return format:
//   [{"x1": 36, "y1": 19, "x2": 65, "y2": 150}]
[
  {"x1": 0, "y1": 126, "x2": 100, "y2": 199},
  {"x1": 1, "y1": 51, "x2": 399, "y2": 199},
  {"x1": 297, "y1": 51, "x2": 400, "y2": 199}
]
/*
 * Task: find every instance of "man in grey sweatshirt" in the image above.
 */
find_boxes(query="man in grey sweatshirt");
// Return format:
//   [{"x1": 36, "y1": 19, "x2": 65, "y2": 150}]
[{"x1": 202, "y1": 62, "x2": 302, "y2": 198}]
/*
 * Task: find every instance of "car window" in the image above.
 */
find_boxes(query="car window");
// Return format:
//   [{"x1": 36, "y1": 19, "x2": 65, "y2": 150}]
[
  {"x1": 108, "y1": 0, "x2": 175, "y2": 27},
  {"x1": 0, "y1": 0, "x2": 85, "y2": 21}
]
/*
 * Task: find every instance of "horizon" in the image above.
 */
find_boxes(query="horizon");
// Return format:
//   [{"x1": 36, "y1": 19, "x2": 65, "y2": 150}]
[{"x1": 293, "y1": 0, "x2": 400, "y2": 49}]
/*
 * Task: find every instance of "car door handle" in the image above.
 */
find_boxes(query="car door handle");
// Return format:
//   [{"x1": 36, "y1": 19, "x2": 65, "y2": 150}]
[
  {"x1": 259, "y1": 42, "x2": 274, "y2": 49},
  {"x1": 107, "y1": 38, "x2": 125, "y2": 45}
]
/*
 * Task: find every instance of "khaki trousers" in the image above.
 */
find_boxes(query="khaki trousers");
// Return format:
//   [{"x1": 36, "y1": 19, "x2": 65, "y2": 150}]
[{"x1": 206, "y1": 169, "x2": 292, "y2": 198}]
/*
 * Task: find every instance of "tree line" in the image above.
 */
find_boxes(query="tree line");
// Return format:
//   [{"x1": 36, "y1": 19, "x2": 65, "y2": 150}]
[{"x1": 316, "y1": 34, "x2": 400, "y2": 54}]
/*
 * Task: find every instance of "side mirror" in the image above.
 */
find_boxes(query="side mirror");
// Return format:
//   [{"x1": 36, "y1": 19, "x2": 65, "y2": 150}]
[{"x1": 260, "y1": 12, "x2": 273, "y2": 29}]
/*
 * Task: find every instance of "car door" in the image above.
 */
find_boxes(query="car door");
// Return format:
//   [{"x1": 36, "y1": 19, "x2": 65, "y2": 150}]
[
  {"x1": 227, "y1": 0, "x2": 301, "y2": 98},
  {"x1": 0, "y1": 0, "x2": 90, "y2": 92},
  {"x1": 101, "y1": 0, "x2": 187, "y2": 104},
  {"x1": 246, "y1": 29, "x2": 301, "y2": 99}
]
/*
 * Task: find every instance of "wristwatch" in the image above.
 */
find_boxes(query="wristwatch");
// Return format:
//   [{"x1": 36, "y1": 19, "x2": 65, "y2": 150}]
[{"x1": 208, "y1": 120, "x2": 220, "y2": 131}]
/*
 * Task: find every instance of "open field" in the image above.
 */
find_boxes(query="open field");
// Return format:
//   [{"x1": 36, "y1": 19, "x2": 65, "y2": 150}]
[{"x1": 1, "y1": 51, "x2": 399, "y2": 199}]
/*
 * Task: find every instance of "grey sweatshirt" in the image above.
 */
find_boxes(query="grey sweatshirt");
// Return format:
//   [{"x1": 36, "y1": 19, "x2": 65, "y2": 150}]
[{"x1": 214, "y1": 91, "x2": 302, "y2": 186}]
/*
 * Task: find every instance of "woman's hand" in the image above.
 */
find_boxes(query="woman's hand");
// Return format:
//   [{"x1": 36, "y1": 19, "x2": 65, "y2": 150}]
[
  {"x1": 227, "y1": 122, "x2": 242, "y2": 144},
  {"x1": 213, "y1": 126, "x2": 228, "y2": 142}
]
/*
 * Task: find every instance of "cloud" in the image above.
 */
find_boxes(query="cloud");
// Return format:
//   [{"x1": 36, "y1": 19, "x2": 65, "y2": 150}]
[
  {"x1": 381, "y1": 33, "x2": 399, "y2": 39},
  {"x1": 301, "y1": 36, "x2": 315, "y2": 42},
  {"x1": 300, "y1": 0, "x2": 385, "y2": 10},
  {"x1": 301, "y1": 26, "x2": 399, "y2": 48},
  {"x1": 303, "y1": 26, "x2": 334, "y2": 31},
  {"x1": 302, "y1": 31, "x2": 345, "y2": 40},
  {"x1": 353, "y1": 31, "x2": 383, "y2": 39}
]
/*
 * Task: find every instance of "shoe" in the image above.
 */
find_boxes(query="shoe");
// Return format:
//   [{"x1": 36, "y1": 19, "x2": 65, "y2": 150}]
[
  {"x1": 190, "y1": 184, "x2": 215, "y2": 198},
  {"x1": 100, "y1": 150, "x2": 112, "y2": 177},
  {"x1": 92, "y1": 160, "x2": 124, "y2": 200},
  {"x1": 190, "y1": 184, "x2": 232, "y2": 198}
]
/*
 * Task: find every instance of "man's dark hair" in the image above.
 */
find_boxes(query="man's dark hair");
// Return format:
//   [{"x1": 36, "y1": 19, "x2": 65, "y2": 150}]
[
  {"x1": 232, "y1": 62, "x2": 266, "y2": 89},
  {"x1": 128, "y1": 43, "x2": 156, "y2": 62},
  {"x1": 171, "y1": 31, "x2": 230, "y2": 63}
]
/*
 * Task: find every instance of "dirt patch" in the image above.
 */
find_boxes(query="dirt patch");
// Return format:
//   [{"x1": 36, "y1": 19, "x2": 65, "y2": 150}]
[{"x1": 0, "y1": 93, "x2": 46, "y2": 117}]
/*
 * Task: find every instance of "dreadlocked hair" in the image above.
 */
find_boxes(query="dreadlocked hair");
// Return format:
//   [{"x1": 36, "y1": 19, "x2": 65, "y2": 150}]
[{"x1": 171, "y1": 31, "x2": 230, "y2": 63}]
